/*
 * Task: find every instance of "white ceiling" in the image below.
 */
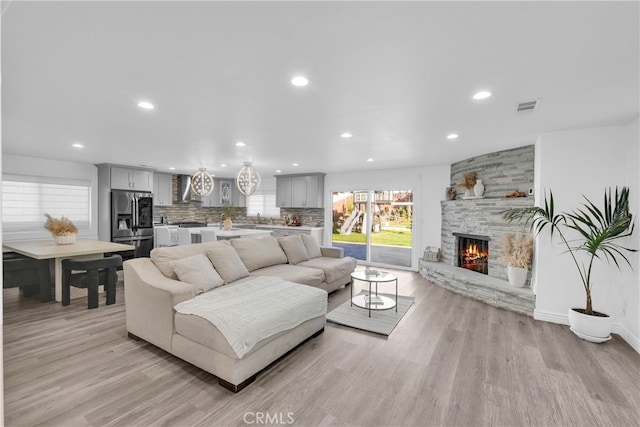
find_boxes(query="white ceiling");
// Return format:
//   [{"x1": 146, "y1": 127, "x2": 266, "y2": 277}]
[{"x1": 2, "y1": 1, "x2": 638, "y2": 178}]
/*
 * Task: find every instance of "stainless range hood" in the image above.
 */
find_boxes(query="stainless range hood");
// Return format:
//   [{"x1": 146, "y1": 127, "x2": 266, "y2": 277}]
[{"x1": 176, "y1": 174, "x2": 199, "y2": 203}]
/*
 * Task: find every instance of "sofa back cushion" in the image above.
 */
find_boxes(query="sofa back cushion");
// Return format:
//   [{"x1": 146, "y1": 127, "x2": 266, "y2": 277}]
[
  {"x1": 230, "y1": 236, "x2": 288, "y2": 271},
  {"x1": 206, "y1": 245, "x2": 250, "y2": 284},
  {"x1": 173, "y1": 253, "x2": 224, "y2": 293},
  {"x1": 301, "y1": 233, "x2": 323, "y2": 259},
  {"x1": 151, "y1": 240, "x2": 231, "y2": 279},
  {"x1": 278, "y1": 235, "x2": 309, "y2": 265}
]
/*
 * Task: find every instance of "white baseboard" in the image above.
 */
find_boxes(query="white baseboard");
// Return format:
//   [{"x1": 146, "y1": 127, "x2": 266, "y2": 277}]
[
  {"x1": 612, "y1": 324, "x2": 640, "y2": 353},
  {"x1": 533, "y1": 309, "x2": 568, "y2": 325},
  {"x1": 534, "y1": 309, "x2": 640, "y2": 354}
]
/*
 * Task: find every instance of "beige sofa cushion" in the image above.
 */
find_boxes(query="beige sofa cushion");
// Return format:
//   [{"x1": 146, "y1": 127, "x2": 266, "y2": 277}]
[
  {"x1": 249, "y1": 264, "x2": 325, "y2": 287},
  {"x1": 173, "y1": 253, "x2": 224, "y2": 293},
  {"x1": 230, "y1": 236, "x2": 287, "y2": 271},
  {"x1": 278, "y1": 235, "x2": 309, "y2": 265},
  {"x1": 151, "y1": 241, "x2": 232, "y2": 279},
  {"x1": 301, "y1": 233, "x2": 322, "y2": 259},
  {"x1": 206, "y1": 245, "x2": 250, "y2": 284},
  {"x1": 298, "y1": 256, "x2": 357, "y2": 284}
]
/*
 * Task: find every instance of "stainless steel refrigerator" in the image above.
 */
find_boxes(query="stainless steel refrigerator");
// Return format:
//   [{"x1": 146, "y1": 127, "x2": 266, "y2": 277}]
[{"x1": 111, "y1": 190, "x2": 154, "y2": 258}]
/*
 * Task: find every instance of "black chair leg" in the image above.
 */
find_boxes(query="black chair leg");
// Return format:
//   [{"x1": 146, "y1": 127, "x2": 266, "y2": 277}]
[
  {"x1": 62, "y1": 268, "x2": 71, "y2": 306},
  {"x1": 87, "y1": 269, "x2": 100, "y2": 309},
  {"x1": 38, "y1": 261, "x2": 52, "y2": 303},
  {"x1": 105, "y1": 267, "x2": 117, "y2": 305}
]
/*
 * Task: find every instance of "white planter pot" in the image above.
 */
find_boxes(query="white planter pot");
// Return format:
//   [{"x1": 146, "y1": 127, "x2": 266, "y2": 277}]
[
  {"x1": 568, "y1": 308, "x2": 613, "y2": 342},
  {"x1": 54, "y1": 234, "x2": 77, "y2": 245},
  {"x1": 507, "y1": 266, "x2": 527, "y2": 287}
]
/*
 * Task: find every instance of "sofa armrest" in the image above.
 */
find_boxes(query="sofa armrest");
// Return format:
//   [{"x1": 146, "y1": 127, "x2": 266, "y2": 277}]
[
  {"x1": 124, "y1": 258, "x2": 195, "y2": 353},
  {"x1": 320, "y1": 246, "x2": 344, "y2": 258}
]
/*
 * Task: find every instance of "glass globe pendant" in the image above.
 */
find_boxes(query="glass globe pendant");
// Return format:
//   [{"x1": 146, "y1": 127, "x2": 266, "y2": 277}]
[
  {"x1": 236, "y1": 162, "x2": 261, "y2": 196},
  {"x1": 190, "y1": 168, "x2": 214, "y2": 196}
]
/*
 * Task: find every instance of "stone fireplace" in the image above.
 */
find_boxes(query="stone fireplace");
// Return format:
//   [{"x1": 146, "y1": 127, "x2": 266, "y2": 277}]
[{"x1": 419, "y1": 145, "x2": 537, "y2": 315}]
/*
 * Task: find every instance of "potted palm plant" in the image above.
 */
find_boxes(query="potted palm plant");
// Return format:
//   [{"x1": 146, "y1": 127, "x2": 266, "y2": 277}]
[
  {"x1": 497, "y1": 233, "x2": 533, "y2": 287},
  {"x1": 502, "y1": 187, "x2": 636, "y2": 342}
]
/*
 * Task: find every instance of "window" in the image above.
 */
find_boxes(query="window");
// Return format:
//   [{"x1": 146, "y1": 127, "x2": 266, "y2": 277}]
[
  {"x1": 2, "y1": 174, "x2": 91, "y2": 230},
  {"x1": 246, "y1": 193, "x2": 280, "y2": 218}
]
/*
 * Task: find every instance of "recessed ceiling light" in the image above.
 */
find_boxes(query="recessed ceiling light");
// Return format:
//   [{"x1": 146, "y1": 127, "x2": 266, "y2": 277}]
[
  {"x1": 367, "y1": 158, "x2": 374, "y2": 162},
  {"x1": 472, "y1": 91, "x2": 492, "y2": 100},
  {"x1": 291, "y1": 76, "x2": 309, "y2": 87},
  {"x1": 71, "y1": 143, "x2": 84, "y2": 148},
  {"x1": 340, "y1": 132, "x2": 353, "y2": 138},
  {"x1": 292, "y1": 163, "x2": 299, "y2": 167},
  {"x1": 275, "y1": 169, "x2": 282, "y2": 173},
  {"x1": 220, "y1": 164, "x2": 227, "y2": 167},
  {"x1": 235, "y1": 141, "x2": 246, "y2": 147},
  {"x1": 169, "y1": 167, "x2": 176, "y2": 170},
  {"x1": 137, "y1": 101, "x2": 155, "y2": 110},
  {"x1": 446, "y1": 133, "x2": 459, "y2": 140}
]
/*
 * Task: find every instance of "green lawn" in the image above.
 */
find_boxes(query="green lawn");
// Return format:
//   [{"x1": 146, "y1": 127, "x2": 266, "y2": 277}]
[{"x1": 332, "y1": 229, "x2": 413, "y2": 247}]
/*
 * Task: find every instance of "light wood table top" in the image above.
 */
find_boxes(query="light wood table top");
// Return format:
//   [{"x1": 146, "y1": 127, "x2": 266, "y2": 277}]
[{"x1": 3, "y1": 239, "x2": 134, "y2": 259}]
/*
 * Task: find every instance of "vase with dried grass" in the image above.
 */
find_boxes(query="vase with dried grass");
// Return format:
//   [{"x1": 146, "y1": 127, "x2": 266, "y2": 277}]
[
  {"x1": 497, "y1": 233, "x2": 533, "y2": 287},
  {"x1": 44, "y1": 213, "x2": 78, "y2": 244}
]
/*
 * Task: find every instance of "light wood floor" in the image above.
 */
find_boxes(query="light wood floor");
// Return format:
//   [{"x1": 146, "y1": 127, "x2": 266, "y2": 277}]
[{"x1": 4, "y1": 269, "x2": 639, "y2": 426}]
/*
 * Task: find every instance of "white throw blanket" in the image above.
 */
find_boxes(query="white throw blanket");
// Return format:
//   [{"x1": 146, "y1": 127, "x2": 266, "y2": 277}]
[{"x1": 174, "y1": 277, "x2": 327, "y2": 358}]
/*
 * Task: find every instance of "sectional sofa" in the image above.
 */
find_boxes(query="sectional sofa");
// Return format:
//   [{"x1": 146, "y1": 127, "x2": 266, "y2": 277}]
[{"x1": 124, "y1": 234, "x2": 356, "y2": 391}]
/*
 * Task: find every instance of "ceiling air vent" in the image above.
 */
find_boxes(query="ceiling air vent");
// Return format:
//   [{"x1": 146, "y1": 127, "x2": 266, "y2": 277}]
[{"x1": 516, "y1": 99, "x2": 540, "y2": 113}]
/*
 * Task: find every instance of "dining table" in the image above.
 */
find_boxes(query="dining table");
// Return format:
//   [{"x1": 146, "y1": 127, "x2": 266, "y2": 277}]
[{"x1": 3, "y1": 238, "x2": 135, "y2": 302}]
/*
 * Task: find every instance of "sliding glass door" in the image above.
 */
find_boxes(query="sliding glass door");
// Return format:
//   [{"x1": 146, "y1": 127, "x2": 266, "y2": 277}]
[{"x1": 331, "y1": 189, "x2": 413, "y2": 268}]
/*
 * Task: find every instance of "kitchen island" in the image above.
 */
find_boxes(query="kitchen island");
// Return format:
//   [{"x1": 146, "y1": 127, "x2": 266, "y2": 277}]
[{"x1": 188, "y1": 227, "x2": 273, "y2": 241}]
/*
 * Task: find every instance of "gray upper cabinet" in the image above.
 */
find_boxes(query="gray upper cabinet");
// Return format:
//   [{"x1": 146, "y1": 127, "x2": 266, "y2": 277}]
[
  {"x1": 110, "y1": 166, "x2": 153, "y2": 192},
  {"x1": 276, "y1": 176, "x2": 292, "y2": 207},
  {"x1": 153, "y1": 173, "x2": 173, "y2": 206},
  {"x1": 276, "y1": 173, "x2": 324, "y2": 208},
  {"x1": 201, "y1": 179, "x2": 245, "y2": 207}
]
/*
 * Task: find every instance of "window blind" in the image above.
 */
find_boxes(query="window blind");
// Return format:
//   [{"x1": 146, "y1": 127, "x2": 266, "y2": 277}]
[
  {"x1": 246, "y1": 194, "x2": 280, "y2": 218},
  {"x1": 2, "y1": 175, "x2": 91, "y2": 230}
]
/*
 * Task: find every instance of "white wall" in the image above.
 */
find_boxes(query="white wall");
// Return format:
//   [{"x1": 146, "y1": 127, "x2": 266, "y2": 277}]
[
  {"x1": 534, "y1": 119, "x2": 640, "y2": 351},
  {"x1": 2, "y1": 154, "x2": 99, "y2": 241},
  {"x1": 324, "y1": 164, "x2": 450, "y2": 270}
]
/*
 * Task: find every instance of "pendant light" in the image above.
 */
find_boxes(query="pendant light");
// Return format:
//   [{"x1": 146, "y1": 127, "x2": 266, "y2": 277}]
[
  {"x1": 236, "y1": 162, "x2": 261, "y2": 196},
  {"x1": 191, "y1": 168, "x2": 214, "y2": 197}
]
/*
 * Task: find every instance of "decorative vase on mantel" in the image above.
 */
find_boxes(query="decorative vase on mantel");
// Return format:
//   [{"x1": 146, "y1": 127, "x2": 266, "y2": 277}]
[{"x1": 474, "y1": 179, "x2": 485, "y2": 198}]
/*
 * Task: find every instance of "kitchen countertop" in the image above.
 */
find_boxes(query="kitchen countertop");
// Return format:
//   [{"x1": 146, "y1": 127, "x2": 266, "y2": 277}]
[
  {"x1": 205, "y1": 223, "x2": 323, "y2": 231},
  {"x1": 255, "y1": 224, "x2": 323, "y2": 230}
]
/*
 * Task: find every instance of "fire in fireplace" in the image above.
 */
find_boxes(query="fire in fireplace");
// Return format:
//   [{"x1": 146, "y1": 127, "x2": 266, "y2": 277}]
[{"x1": 454, "y1": 233, "x2": 489, "y2": 275}]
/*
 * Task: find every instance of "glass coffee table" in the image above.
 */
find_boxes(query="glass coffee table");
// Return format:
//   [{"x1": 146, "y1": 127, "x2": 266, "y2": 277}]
[{"x1": 350, "y1": 270, "x2": 398, "y2": 317}]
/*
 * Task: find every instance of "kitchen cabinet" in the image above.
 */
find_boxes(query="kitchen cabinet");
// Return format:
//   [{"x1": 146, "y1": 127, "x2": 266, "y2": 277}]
[
  {"x1": 201, "y1": 179, "x2": 245, "y2": 207},
  {"x1": 153, "y1": 173, "x2": 173, "y2": 206},
  {"x1": 276, "y1": 173, "x2": 324, "y2": 208},
  {"x1": 110, "y1": 166, "x2": 153, "y2": 191}
]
